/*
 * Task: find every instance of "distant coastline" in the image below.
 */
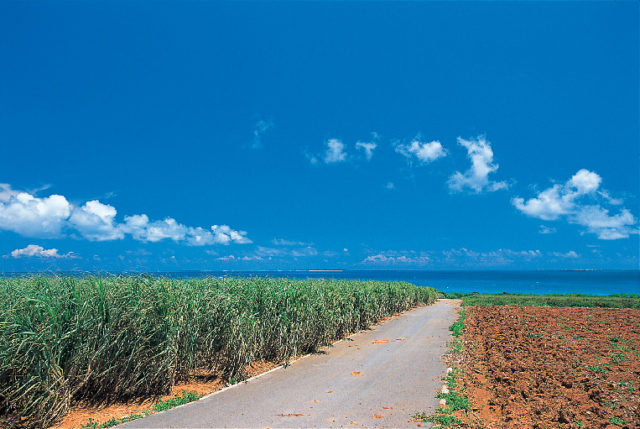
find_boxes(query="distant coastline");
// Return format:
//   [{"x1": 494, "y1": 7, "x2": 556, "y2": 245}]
[{"x1": 1, "y1": 269, "x2": 637, "y2": 295}]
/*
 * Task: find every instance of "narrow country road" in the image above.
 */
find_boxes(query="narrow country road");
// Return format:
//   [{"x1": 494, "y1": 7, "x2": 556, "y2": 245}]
[{"x1": 122, "y1": 299, "x2": 460, "y2": 428}]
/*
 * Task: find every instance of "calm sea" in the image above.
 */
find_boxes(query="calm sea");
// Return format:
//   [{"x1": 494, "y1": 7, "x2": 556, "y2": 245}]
[{"x1": 161, "y1": 270, "x2": 639, "y2": 296}]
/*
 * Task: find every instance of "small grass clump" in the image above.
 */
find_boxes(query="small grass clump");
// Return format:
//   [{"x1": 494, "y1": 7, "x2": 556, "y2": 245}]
[
  {"x1": 79, "y1": 391, "x2": 202, "y2": 428},
  {"x1": 609, "y1": 416, "x2": 628, "y2": 426},
  {"x1": 0, "y1": 275, "x2": 438, "y2": 428},
  {"x1": 449, "y1": 309, "x2": 466, "y2": 338},
  {"x1": 81, "y1": 414, "x2": 145, "y2": 429},
  {"x1": 152, "y1": 391, "x2": 202, "y2": 412}
]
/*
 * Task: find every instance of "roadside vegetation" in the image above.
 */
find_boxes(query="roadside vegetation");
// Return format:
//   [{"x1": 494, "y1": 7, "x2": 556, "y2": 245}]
[
  {"x1": 446, "y1": 292, "x2": 640, "y2": 309},
  {"x1": 0, "y1": 275, "x2": 438, "y2": 428},
  {"x1": 79, "y1": 391, "x2": 202, "y2": 428},
  {"x1": 416, "y1": 307, "x2": 471, "y2": 427}
]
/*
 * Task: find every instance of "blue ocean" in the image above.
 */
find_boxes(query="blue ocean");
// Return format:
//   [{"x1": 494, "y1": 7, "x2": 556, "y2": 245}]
[{"x1": 162, "y1": 270, "x2": 639, "y2": 296}]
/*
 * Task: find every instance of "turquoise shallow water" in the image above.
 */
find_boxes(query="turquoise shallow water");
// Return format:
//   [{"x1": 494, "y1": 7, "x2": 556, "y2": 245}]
[{"x1": 163, "y1": 270, "x2": 639, "y2": 295}]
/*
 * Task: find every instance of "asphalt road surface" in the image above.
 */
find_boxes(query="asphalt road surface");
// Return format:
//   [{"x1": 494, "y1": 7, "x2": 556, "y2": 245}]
[{"x1": 122, "y1": 299, "x2": 460, "y2": 428}]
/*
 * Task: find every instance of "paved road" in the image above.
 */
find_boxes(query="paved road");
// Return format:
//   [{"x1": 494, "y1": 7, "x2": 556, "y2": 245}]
[{"x1": 122, "y1": 299, "x2": 460, "y2": 428}]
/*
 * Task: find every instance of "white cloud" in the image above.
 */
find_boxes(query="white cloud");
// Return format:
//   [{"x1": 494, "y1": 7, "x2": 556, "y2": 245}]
[
  {"x1": 513, "y1": 185, "x2": 571, "y2": 220},
  {"x1": 323, "y1": 139, "x2": 348, "y2": 163},
  {"x1": 69, "y1": 200, "x2": 124, "y2": 241},
  {"x1": 448, "y1": 136, "x2": 507, "y2": 193},
  {"x1": 0, "y1": 184, "x2": 251, "y2": 245},
  {"x1": 551, "y1": 251, "x2": 579, "y2": 258},
  {"x1": 0, "y1": 187, "x2": 72, "y2": 237},
  {"x1": 366, "y1": 247, "x2": 584, "y2": 267},
  {"x1": 310, "y1": 135, "x2": 380, "y2": 164},
  {"x1": 252, "y1": 119, "x2": 273, "y2": 149},
  {"x1": 290, "y1": 246, "x2": 318, "y2": 257},
  {"x1": 256, "y1": 245, "x2": 317, "y2": 257},
  {"x1": 211, "y1": 224, "x2": 252, "y2": 245},
  {"x1": 362, "y1": 250, "x2": 430, "y2": 265},
  {"x1": 572, "y1": 206, "x2": 635, "y2": 240},
  {"x1": 120, "y1": 216, "x2": 251, "y2": 246},
  {"x1": 272, "y1": 238, "x2": 312, "y2": 246},
  {"x1": 539, "y1": 225, "x2": 556, "y2": 234},
  {"x1": 355, "y1": 141, "x2": 377, "y2": 160},
  {"x1": 10, "y1": 244, "x2": 74, "y2": 259},
  {"x1": 513, "y1": 169, "x2": 637, "y2": 240},
  {"x1": 395, "y1": 139, "x2": 446, "y2": 163},
  {"x1": 441, "y1": 247, "x2": 543, "y2": 266},
  {"x1": 307, "y1": 139, "x2": 349, "y2": 164},
  {"x1": 0, "y1": 183, "x2": 19, "y2": 202},
  {"x1": 216, "y1": 254, "x2": 263, "y2": 262},
  {"x1": 217, "y1": 245, "x2": 319, "y2": 262},
  {"x1": 443, "y1": 248, "x2": 542, "y2": 259},
  {"x1": 569, "y1": 169, "x2": 601, "y2": 194}
]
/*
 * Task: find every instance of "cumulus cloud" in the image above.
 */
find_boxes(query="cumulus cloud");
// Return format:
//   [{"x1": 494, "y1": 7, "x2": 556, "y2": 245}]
[
  {"x1": 251, "y1": 119, "x2": 273, "y2": 149},
  {"x1": 307, "y1": 139, "x2": 349, "y2": 164},
  {"x1": 0, "y1": 188, "x2": 71, "y2": 237},
  {"x1": 69, "y1": 200, "x2": 124, "y2": 241},
  {"x1": 362, "y1": 250, "x2": 430, "y2": 265},
  {"x1": 573, "y1": 206, "x2": 635, "y2": 240},
  {"x1": 448, "y1": 136, "x2": 507, "y2": 193},
  {"x1": 513, "y1": 169, "x2": 637, "y2": 240},
  {"x1": 395, "y1": 139, "x2": 446, "y2": 163},
  {"x1": 323, "y1": 139, "x2": 348, "y2": 163},
  {"x1": 309, "y1": 135, "x2": 380, "y2": 164},
  {"x1": 355, "y1": 141, "x2": 377, "y2": 160},
  {"x1": 513, "y1": 185, "x2": 571, "y2": 220},
  {"x1": 0, "y1": 184, "x2": 251, "y2": 245},
  {"x1": 10, "y1": 244, "x2": 74, "y2": 259},
  {"x1": 0, "y1": 183, "x2": 19, "y2": 202},
  {"x1": 120, "y1": 215, "x2": 251, "y2": 246},
  {"x1": 211, "y1": 224, "x2": 252, "y2": 245}
]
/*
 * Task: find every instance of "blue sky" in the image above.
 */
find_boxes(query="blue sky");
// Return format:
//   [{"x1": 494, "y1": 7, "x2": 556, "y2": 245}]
[{"x1": 1, "y1": 1, "x2": 638, "y2": 272}]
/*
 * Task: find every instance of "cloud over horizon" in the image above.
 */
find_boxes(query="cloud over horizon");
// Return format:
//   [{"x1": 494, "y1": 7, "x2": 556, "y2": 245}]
[
  {"x1": 10, "y1": 244, "x2": 75, "y2": 259},
  {"x1": 0, "y1": 184, "x2": 251, "y2": 246},
  {"x1": 362, "y1": 247, "x2": 582, "y2": 267},
  {"x1": 362, "y1": 250, "x2": 431, "y2": 265}
]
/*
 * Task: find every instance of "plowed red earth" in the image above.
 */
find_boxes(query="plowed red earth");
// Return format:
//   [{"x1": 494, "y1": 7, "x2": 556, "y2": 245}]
[{"x1": 458, "y1": 306, "x2": 640, "y2": 428}]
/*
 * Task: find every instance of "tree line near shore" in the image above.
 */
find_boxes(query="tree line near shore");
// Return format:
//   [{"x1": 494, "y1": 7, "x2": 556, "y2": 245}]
[{"x1": 0, "y1": 276, "x2": 439, "y2": 428}]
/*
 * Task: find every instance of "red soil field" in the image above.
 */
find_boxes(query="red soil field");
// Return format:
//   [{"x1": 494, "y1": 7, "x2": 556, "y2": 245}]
[{"x1": 458, "y1": 306, "x2": 640, "y2": 428}]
